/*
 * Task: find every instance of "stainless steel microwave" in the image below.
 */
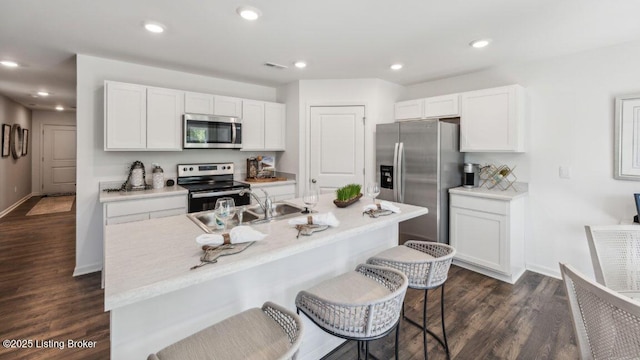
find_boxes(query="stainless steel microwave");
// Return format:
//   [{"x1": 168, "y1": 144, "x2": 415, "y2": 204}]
[{"x1": 183, "y1": 113, "x2": 242, "y2": 149}]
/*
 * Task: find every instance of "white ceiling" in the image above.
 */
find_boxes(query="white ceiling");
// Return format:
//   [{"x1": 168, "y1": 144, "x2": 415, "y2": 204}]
[{"x1": 1, "y1": 0, "x2": 640, "y2": 112}]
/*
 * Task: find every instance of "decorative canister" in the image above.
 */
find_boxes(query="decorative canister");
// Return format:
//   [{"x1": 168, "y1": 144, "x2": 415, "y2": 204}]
[
  {"x1": 152, "y1": 164, "x2": 165, "y2": 189},
  {"x1": 130, "y1": 162, "x2": 144, "y2": 188}
]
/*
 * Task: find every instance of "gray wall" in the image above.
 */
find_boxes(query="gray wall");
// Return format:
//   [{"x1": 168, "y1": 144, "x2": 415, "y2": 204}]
[{"x1": 0, "y1": 94, "x2": 32, "y2": 215}]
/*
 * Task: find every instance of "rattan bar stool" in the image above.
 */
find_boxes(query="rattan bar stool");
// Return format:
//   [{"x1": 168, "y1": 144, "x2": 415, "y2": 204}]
[
  {"x1": 295, "y1": 263, "x2": 408, "y2": 359},
  {"x1": 367, "y1": 241, "x2": 456, "y2": 360},
  {"x1": 147, "y1": 301, "x2": 304, "y2": 360}
]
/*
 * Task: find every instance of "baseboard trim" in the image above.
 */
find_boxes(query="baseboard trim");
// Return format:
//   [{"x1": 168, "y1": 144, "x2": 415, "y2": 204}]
[
  {"x1": 73, "y1": 262, "x2": 102, "y2": 277},
  {"x1": 526, "y1": 263, "x2": 561, "y2": 280},
  {"x1": 0, "y1": 193, "x2": 34, "y2": 218}
]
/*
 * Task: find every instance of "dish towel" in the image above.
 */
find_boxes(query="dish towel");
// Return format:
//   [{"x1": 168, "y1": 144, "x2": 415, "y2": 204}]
[
  {"x1": 196, "y1": 226, "x2": 267, "y2": 246},
  {"x1": 288, "y1": 212, "x2": 340, "y2": 227},
  {"x1": 363, "y1": 201, "x2": 401, "y2": 213}
]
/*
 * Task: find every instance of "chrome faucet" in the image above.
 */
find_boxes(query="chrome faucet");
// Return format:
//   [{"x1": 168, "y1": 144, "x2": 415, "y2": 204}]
[{"x1": 239, "y1": 188, "x2": 273, "y2": 220}]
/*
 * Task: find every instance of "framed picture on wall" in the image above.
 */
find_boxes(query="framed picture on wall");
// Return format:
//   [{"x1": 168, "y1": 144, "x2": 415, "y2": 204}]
[
  {"x1": 21, "y1": 128, "x2": 29, "y2": 156},
  {"x1": 1, "y1": 124, "x2": 10, "y2": 157}
]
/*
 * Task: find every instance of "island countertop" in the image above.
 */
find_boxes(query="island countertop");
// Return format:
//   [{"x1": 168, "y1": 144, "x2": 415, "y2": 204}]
[{"x1": 104, "y1": 194, "x2": 428, "y2": 310}]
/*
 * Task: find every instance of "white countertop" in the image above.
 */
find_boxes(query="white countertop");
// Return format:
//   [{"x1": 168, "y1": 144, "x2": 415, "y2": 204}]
[
  {"x1": 449, "y1": 182, "x2": 529, "y2": 200},
  {"x1": 99, "y1": 184, "x2": 188, "y2": 203},
  {"x1": 104, "y1": 194, "x2": 427, "y2": 310}
]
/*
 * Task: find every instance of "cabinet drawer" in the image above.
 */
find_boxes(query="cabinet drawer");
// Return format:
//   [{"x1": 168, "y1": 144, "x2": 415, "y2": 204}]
[
  {"x1": 106, "y1": 213, "x2": 150, "y2": 225},
  {"x1": 150, "y1": 208, "x2": 186, "y2": 219},
  {"x1": 106, "y1": 195, "x2": 187, "y2": 218},
  {"x1": 450, "y1": 194, "x2": 508, "y2": 215}
]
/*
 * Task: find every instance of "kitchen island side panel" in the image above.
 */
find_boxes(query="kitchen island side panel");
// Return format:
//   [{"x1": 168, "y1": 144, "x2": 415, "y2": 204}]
[{"x1": 110, "y1": 224, "x2": 398, "y2": 360}]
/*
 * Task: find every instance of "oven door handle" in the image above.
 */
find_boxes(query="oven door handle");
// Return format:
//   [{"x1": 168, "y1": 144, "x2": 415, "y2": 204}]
[{"x1": 191, "y1": 189, "x2": 245, "y2": 199}]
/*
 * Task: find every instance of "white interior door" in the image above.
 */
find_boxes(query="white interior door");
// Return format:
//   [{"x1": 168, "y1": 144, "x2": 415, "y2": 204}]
[
  {"x1": 42, "y1": 124, "x2": 77, "y2": 194},
  {"x1": 309, "y1": 106, "x2": 365, "y2": 193}
]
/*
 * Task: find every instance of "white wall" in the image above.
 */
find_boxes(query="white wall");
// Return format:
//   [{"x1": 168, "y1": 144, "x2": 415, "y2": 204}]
[
  {"x1": 404, "y1": 39, "x2": 640, "y2": 278},
  {"x1": 0, "y1": 94, "x2": 31, "y2": 216},
  {"x1": 31, "y1": 110, "x2": 76, "y2": 196},
  {"x1": 284, "y1": 79, "x2": 404, "y2": 195},
  {"x1": 75, "y1": 54, "x2": 278, "y2": 275}
]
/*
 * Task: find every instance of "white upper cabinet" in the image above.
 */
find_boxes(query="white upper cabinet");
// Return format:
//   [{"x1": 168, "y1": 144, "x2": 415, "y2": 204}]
[
  {"x1": 460, "y1": 85, "x2": 526, "y2": 152},
  {"x1": 424, "y1": 94, "x2": 460, "y2": 118},
  {"x1": 146, "y1": 87, "x2": 184, "y2": 150},
  {"x1": 241, "y1": 100, "x2": 286, "y2": 151},
  {"x1": 105, "y1": 81, "x2": 183, "y2": 151},
  {"x1": 105, "y1": 81, "x2": 147, "y2": 150},
  {"x1": 395, "y1": 94, "x2": 460, "y2": 121},
  {"x1": 264, "y1": 102, "x2": 286, "y2": 150},
  {"x1": 214, "y1": 95, "x2": 243, "y2": 117},
  {"x1": 184, "y1": 92, "x2": 214, "y2": 115},
  {"x1": 395, "y1": 99, "x2": 424, "y2": 120},
  {"x1": 241, "y1": 100, "x2": 265, "y2": 150},
  {"x1": 185, "y1": 93, "x2": 242, "y2": 117}
]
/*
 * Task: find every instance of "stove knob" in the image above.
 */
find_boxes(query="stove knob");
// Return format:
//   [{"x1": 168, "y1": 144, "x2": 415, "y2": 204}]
[
  {"x1": 182, "y1": 167, "x2": 187, "y2": 171},
  {"x1": 189, "y1": 167, "x2": 194, "y2": 171},
  {"x1": 222, "y1": 166, "x2": 227, "y2": 170}
]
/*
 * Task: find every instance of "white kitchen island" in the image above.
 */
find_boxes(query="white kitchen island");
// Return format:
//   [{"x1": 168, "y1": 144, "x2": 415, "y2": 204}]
[{"x1": 104, "y1": 193, "x2": 428, "y2": 359}]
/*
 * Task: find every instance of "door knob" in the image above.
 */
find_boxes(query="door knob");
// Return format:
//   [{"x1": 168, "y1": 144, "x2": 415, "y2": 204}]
[{"x1": 311, "y1": 179, "x2": 317, "y2": 183}]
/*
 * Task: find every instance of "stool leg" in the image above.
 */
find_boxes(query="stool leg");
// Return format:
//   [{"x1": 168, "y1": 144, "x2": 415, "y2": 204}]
[
  {"x1": 440, "y1": 284, "x2": 450, "y2": 357},
  {"x1": 365, "y1": 341, "x2": 369, "y2": 360},
  {"x1": 395, "y1": 321, "x2": 400, "y2": 360},
  {"x1": 358, "y1": 340, "x2": 361, "y2": 360},
  {"x1": 423, "y1": 289, "x2": 429, "y2": 360}
]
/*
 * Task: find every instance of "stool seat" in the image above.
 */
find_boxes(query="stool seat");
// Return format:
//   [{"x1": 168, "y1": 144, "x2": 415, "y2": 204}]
[
  {"x1": 305, "y1": 270, "x2": 392, "y2": 304},
  {"x1": 148, "y1": 302, "x2": 303, "y2": 360},
  {"x1": 296, "y1": 264, "x2": 408, "y2": 359},
  {"x1": 368, "y1": 241, "x2": 455, "y2": 290},
  {"x1": 367, "y1": 241, "x2": 456, "y2": 359}
]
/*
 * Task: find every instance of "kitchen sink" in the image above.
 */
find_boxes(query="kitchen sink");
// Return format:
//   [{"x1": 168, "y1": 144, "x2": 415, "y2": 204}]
[
  {"x1": 188, "y1": 202, "x2": 305, "y2": 233},
  {"x1": 248, "y1": 203, "x2": 303, "y2": 217}
]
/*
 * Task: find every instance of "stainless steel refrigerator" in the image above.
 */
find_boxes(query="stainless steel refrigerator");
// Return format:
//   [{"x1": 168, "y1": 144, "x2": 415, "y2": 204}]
[{"x1": 376, "y1": 119, "x2": 463, "y2": 244}]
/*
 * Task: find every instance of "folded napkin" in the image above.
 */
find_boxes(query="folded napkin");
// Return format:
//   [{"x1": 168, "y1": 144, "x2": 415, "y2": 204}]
[
  {"x1": 363, "y1": 201, "x2": 401, "y2": 213},
  {"x1": 288, "y1": 212, "x2": 340, "y2": 227},
  {"x1": 196, "y1": 226, "x2": 267, "y2": 246}
]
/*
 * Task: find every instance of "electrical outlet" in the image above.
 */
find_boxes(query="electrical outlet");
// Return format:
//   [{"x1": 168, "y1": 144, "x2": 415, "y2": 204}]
[
  {"x1": 14, "y1": 186, "x2": 17, "y2": 193},
  {"x1": 559, "y1": 166, "x2": 571, "y2": 179}
]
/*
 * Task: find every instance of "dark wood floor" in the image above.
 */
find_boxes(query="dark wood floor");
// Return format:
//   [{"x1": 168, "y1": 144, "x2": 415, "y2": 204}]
[
  {"x1": 0, "y1": 196, "x2": 578, "y2": 360},
  {"x1": 0, "y1": 197, "x2": 109, "y2": 360}
]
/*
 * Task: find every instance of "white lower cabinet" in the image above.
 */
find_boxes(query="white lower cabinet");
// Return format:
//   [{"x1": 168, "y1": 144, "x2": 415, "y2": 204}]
[
  {"x1": 104, "y1": 195, "x2": 187, "y2": 225},
  {"x1": 449, "y1": 191, "x2": 526, "y2": 284}
]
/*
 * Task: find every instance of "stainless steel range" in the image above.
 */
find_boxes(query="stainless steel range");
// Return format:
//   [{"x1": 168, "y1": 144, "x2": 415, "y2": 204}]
[{"x1": 177, "y1": 162, "x2": 251, "y2": 213}]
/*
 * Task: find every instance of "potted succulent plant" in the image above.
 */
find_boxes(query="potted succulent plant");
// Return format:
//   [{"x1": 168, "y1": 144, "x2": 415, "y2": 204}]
[{"x1": 333, "y1": 183, "x2": 363, "y2": 208}]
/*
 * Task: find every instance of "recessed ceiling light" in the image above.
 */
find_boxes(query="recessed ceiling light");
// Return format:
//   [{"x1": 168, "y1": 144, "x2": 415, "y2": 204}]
[
  {"x1": 294, "y1": 61, "x2": 307, "y2": 69},
  {"x1": 1, "y1": 60, "x2": 19, "y2": 68},
  {"x1": 55, "y1": 105, "x2": 64, "y2": 111},
  {"x1": 470, "y1": 39, "x2": 491, "y2": 48},
  {"x1": 390, "y1": 63, "x2": 403, "y2": 71},
  {"x1": 144, "y1": 22, "x2": 165, "y2": 33},
  {"x1": 37, "y1": 91, "x2": 49, "y2": 97},
  {"x1": 237, "y1": 6, "x2": 262, "y2": 21}
]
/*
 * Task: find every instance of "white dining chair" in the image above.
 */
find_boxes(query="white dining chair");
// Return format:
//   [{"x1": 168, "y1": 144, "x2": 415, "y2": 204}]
[
  {"x1": 560, "y1": 263, "x2": 640, "y2": 359},
  {"x1": 585, "y1": 225, "x2": 640, "y2": 301}
]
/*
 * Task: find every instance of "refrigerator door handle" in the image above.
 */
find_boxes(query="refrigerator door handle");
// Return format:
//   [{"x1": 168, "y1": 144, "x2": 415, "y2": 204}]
[
  {"x1": 398, "y1": 142, "x2": 405, "y2": 203},
  {"x1": 393, "y1": 142, "x2": 399, "y2": 202}
]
